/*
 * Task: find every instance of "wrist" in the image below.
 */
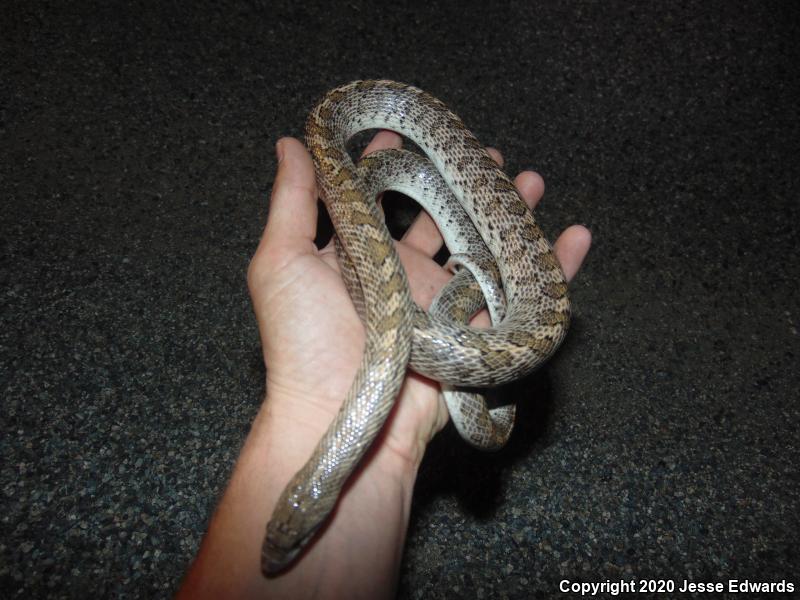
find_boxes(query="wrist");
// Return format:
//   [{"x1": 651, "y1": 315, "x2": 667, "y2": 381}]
[
  {"x1": 260, "y1": 385, "x2": 426, "y2": 489},
  {"x1": 258, "y1": 390, "x2": 416, "y2": 597},
  {"x1": 179, "y1": 390, "x2": 417, "y2": 599}
]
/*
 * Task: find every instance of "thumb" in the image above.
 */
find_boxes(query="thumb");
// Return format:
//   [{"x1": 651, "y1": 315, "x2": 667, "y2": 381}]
[{"x1": 260, "y1": 137, "x2": 320, "y2": 253}]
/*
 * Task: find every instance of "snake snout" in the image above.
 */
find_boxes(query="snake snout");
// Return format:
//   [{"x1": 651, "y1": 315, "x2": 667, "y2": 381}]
[
  {"x1": 261, "y1": 544, "x2": 299, "y2": 575},
  {"x1": 261, "y1": 517, "x2": 321, "y2": 575},
  {"x1": 261, "y1": 528, "x2": 302, "y2": 575}
]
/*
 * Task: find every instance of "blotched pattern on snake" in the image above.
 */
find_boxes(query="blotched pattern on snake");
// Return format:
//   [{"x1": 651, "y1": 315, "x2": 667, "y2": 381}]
[{"x1": 262, "y1": 80, "x2": 570, "y2": 574}]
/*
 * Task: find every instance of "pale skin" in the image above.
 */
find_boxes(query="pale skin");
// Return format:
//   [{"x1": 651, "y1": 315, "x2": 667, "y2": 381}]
[{"x1": 177, "y1": 132, "x2": 592, "y2": 599}]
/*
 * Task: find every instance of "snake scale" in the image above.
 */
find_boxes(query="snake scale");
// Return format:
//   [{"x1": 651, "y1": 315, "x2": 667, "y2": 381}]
[{"x1": 262, "y1": 80, "x2": 570, "y2": 574}]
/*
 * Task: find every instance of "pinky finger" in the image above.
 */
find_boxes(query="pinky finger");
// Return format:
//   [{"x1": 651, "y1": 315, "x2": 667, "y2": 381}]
[{"x1": 553, "y1": 225, "x2": 592, "y2": 283}]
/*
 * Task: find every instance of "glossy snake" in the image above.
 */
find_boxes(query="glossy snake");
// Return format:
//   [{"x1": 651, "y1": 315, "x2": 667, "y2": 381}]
[{"x1": 262, "y1": 80, "x2": 570, "y2": 573}]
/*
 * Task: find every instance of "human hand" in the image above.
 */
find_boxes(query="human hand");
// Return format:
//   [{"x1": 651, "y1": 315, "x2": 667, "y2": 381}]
[
  {"x1": 180, "y1": 131, "x2": 591, "y2": 599},
  {"x1": 246, "y1": 131, "x2": 591, "y2": 476}
]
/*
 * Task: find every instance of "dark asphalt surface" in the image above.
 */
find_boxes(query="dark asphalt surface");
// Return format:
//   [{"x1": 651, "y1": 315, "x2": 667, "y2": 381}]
[{"x1": 2, "y1": 1, "x2": 798, "y2": 598}]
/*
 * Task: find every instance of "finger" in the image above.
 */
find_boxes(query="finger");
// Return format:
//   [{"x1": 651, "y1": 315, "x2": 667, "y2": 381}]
[
  {"x1": 468, "y1": 308, "x2": 491, "y2": 329},
  {"x1": 513, "y1": 170, "x2": 545, "y2": 210},
  {"x1": 260, "y1": 137, "x2": 319, "y2": 252},
  {"x1": 310, "y1": 132, "x2": 403, "y2": 257},
  {"x1": 485, "y1": 147, "x2": 504, "y2": 168},
  {"x1": 362, "y1": 130, "x2": 402, "y2": 157},
  {"x1": 468, "y1": 224, "x2": 590, "y2": 326},
  {"x1": 396, "y1": 242, "x2": 452, "y2": 309},
  {"x1": 401, "y1": 210, "x2": 443, "y2": 256},
  {"x1": 553, "y1": 224, "x2": 592, "y2": 282},
  {"x1": 363, "y1": 131, "x2": 403, "y2": 217},
  {"x1": 514, "y1": 171, "x2": 592, "y2": 281}
]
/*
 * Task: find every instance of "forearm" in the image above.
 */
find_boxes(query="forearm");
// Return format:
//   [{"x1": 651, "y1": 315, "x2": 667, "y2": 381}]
[{"x1": 177, "y1": 393, "x2": 418, "y2": 599}]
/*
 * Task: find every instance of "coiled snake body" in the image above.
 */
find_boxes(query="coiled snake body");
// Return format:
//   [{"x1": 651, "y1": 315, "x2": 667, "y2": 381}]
[{"x1": 262, "y1": 80, "x2": 570, "y2": 573}]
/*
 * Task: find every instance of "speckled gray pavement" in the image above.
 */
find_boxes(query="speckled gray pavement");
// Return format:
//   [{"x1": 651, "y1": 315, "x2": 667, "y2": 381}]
[{"x1": 2, "y1": 2, "x2": 798, "y2": 598}]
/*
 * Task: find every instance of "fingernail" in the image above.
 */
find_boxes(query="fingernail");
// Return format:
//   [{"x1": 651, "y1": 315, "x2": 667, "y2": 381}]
[{"x1": 275, "y1": 139, "x2": 285, "y2": 163}]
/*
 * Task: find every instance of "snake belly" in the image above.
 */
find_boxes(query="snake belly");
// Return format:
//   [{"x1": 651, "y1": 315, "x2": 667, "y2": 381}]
[{"x1": 262, "y1": 80, "x2": 570, "y2": 574}]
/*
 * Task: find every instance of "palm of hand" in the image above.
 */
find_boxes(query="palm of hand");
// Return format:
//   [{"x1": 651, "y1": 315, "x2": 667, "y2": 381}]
[{"x1": 250, "y1": 228, "x2": 450, "y2": 468}]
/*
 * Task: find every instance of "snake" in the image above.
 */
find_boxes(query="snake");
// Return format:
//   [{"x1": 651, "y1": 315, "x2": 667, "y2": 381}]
[{"x1": 261, "y1": 80, "x2": 570, "y2": 574}]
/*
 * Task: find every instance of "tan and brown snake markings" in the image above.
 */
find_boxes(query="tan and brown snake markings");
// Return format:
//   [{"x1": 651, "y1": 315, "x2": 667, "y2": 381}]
[{"x1": 262, "y1": 80, "x2": 570, "y2": 574}]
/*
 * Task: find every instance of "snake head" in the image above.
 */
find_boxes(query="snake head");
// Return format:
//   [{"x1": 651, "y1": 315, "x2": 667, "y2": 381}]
[
  {"x1": 261, "y1": 490, "x2": 325, "y2": 575},
  {"x1": 261, "y1": 522, "x2": 305, "y2": 574}
]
